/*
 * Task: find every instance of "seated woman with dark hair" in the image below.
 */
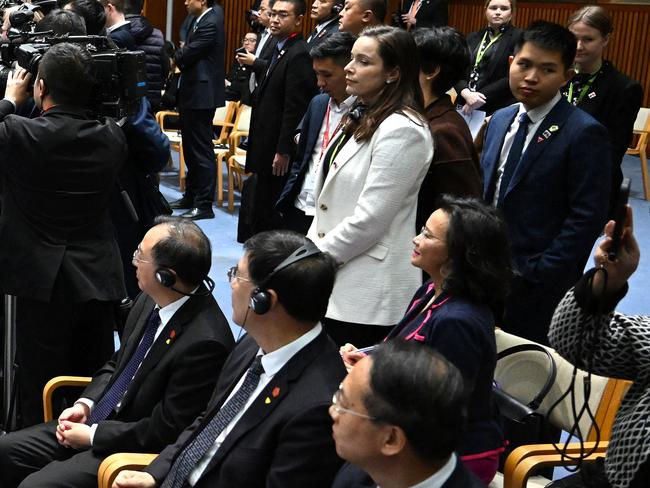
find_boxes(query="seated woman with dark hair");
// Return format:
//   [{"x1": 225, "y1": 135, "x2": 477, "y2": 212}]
[
  {"x1": 412, "y1": 26, "x2": 483, "y2": 231},
  {"x1": 342, "y1": 196, "x2": 513, "y2": 484}
]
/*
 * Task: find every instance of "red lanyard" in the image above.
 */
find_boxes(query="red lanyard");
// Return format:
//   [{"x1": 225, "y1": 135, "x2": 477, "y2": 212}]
[{"x1": 318, "y1": 103, "x2": 344, "y2": 164}]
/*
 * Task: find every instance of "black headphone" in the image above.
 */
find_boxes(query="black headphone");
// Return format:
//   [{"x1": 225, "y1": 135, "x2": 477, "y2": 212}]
[
  {"x1": 155, "y1": 267, "x2": 216, "y2": 296},
  {"x1": 332, "y1": 3, "x2": 343, "y2": 15},
  {"x1": 348, "y1": 103, "x2": 367, "y2": 122},
  {"x1": 249, "y1": 241, "x2": 322, "y2": 315}
]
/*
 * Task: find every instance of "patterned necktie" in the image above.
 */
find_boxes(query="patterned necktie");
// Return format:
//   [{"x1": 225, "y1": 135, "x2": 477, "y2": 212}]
[
  {"x1": 495, "y1": 112, "x2": 530, "y2": 207},
  {"x1": 160, "y1": 356, "x2": 265, "y2": 488},
  {"x1": 86, "y1": 309, "x2": 161, "y2": 425}
]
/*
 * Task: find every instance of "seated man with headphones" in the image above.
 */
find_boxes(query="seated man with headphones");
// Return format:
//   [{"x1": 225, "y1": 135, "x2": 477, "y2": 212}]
[
  {"x1": 114, "y1": 230, "x2": 347, "y2": 488},
  {"x1": 0, "y1": 216, "x2": 235, "y2": 488}
]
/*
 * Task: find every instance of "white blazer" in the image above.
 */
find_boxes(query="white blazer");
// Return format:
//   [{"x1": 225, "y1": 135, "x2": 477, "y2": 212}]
[{"x1": 307, "y1": 111, "x2": 434, "y2": 326}]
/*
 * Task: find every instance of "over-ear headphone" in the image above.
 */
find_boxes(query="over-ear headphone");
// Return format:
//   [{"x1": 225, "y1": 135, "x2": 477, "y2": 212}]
[
  {"x1": 332, "y1": 3, "x2": 343, "y2": 15},
  {"x1": 348, "y1": 103, "x2": 367, "y2": 121},
  {"x1": 155, "y1": 267, "x2": 216, "y2": 296},
  {"x1": 249, "y1": 241, "x2": 322, "y2": 315}
]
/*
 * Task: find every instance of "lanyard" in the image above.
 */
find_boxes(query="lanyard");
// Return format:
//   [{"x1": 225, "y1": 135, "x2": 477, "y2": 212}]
[
  {"x1": 318, "y1": 104, "x2": 345, "y2": 163},
  {"x1": 474, "y1": 30, "x2": 501, "y2": 68},
  {"x1": 566, "y1": 71, "x2": 599, "y2": 106},
  {"x1": 327, "y1": 131, "x2": 349, "y2": 169}
]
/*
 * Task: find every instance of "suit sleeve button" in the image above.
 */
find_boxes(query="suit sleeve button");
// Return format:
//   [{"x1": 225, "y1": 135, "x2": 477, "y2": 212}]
[
  {"x1": 320, "y1": 204, "x2": 328, "y2": 211},
  {"x1": 318, "y1": 232, "x2": 325, "y2": 238}
]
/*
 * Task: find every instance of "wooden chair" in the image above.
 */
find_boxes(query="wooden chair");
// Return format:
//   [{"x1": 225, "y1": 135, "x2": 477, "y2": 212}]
[
  {"x1": 227, "y1": 130, "x2": 252, "y2": 212},
  {"x1": 490, "y1": 330, "x2": 630, "y2": 488},
  {"x1": 626, "y1": 107, "x2": 650, "y2": 200},
  {"x1": 216, "y1": 104, "x2": 252, "y2": 207},
  {"x1": 42, "y1": 376, "x2": 92, "y2": 422},
  {"x1": 98, "y1": 452, "x2": 157, "y2": 488},
  {"x1": 155, "y1": 110, "x2": 185, "y2": 191}
]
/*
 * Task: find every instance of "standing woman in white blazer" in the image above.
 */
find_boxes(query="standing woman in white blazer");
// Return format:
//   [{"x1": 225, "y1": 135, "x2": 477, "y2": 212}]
[{"x1": 307, "y1": 25, "x2": 434, "y2": 347}]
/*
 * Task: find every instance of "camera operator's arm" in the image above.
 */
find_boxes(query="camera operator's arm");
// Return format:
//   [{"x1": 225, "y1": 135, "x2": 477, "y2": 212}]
[{"x1": 2, "y1": 68, "x2": 31, "y2": 115}]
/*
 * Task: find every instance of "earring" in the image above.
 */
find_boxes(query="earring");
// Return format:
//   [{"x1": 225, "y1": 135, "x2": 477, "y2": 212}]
[{"x1": 386, "y1": 79, "x2": 395, "y2": 84}]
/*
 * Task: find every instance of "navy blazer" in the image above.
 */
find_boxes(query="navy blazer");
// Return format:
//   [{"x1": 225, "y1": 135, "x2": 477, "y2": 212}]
[
  {"x1": 276, "y1": 93, "x2": 330, "y2": 213},
  {"x1": 175, "y1": 7, "x2": 225, "y2": 110},
  {"x1": 481, "y1": 98, "x2": 611, "y2": 289}
]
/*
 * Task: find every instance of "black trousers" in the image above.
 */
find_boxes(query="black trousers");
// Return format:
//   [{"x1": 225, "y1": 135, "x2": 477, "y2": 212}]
[
  {"x1": 279, "y1": 205, "x2": 313, "y2": 236},
  {"x1": 179, "y1": 107, "x2": 216, "y2": 209},
  {"x1": 0, "y1": 421, "x2": 104, "y2": 488},
  {"x1": 321, "y1": 318, "x2": 391, "y2": 349},
  {"x1": 15, "y1": 298, "x2": 115, "y2": 428}
]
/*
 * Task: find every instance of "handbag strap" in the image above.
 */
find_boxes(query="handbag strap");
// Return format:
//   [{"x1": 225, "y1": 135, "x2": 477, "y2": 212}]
[{"x1": 497, "y1": 343, "x2": 557, "y2": 410}]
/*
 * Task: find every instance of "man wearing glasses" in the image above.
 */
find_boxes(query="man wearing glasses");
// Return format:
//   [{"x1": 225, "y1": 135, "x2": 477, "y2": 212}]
[
  {"x1": 237, "y1": 0, "x2": 317, "y2": 242},
  {"x1": 330, "y1": 341, "x2": 485, "y2": 488},
  {"x1": 114, "y1": 231, "x2": 345, "y2": 488}
]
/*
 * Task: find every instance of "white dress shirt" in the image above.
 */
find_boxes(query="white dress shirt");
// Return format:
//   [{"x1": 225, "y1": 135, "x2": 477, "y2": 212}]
[
  {"x1": 295, "y1": 95, "x2": 356, "y2": 215},
  {"x1": 491, "y1": 92, "x2": 561, "y2": 206},
  {"x1": 377, "y1": 454, "x2": 457, "y2": 488},
  {"x1": 187, "y1": 324, "x2": 323, "y2": 485}
]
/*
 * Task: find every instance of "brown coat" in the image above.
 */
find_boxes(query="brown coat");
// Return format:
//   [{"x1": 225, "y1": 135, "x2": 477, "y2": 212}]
[{"x1": 416, "y1": 95, "x2": 483, "y2": 229}]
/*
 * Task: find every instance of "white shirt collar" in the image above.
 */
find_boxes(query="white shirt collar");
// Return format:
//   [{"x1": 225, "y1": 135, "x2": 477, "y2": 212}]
[
  {"x1": 193, "y1": 8, "x2": 211, "y2": 28},
  {"x1": 331, "y1": 95, "x2": 356, "y2": 112},
  {"x1": 157, "y1": 294, "x2": 191, "y2": 327},
  {"x1": 520, "y1": 91, "x2": 561, "y2": 124},
  {"x1": 408, "y1": 454, "x2": 457, "y2": 488},
  {"x1": 256, "y1": 323, "x2": 322, "y2": 377},
  {"x1": 107, "y1": 19, "x2": 129, "y2": 33},
  {"x1": 316, "y1": 16, "x2": 338, "y2": 33}
]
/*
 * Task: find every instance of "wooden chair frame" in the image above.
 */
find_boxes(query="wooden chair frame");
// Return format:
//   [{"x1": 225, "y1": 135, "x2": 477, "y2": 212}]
[
  {"x1": 216, "y1": 104, "x2": 252, "y2": 207},
  {"x1": 42, "y1": 376, "x2": 92, "y2": 422},
  {"x1": 98, "y1": 453, "x2": 158, "y2": 488},
  {"x1": 626, "y1": 107, "x2": 650, "y2": 200}
]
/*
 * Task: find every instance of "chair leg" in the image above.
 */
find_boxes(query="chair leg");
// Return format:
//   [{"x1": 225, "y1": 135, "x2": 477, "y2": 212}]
[
  {"x1": 228, "y1": 161, "x2": 235, "y2": 213},
  {"x1": 179, "y1": 144, "x2": 186, "y2": 193},
  {"x1": 216, "y1": 154, "x2": 224, "y2": 207},
  {"x1": 640, "y1": 149, "x2": 650, "y2": 201}
]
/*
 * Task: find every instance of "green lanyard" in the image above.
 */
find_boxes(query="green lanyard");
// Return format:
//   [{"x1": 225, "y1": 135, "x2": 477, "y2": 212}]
[
  {"x1": 474, "y1": 30, "x2": 502, "y2": 68},
  {"x1": 566, "y1": 71, "x2": 599, "y2": 106},
  {"x1": 327, "y1": 132, "x2": 349, "y2": 168}
]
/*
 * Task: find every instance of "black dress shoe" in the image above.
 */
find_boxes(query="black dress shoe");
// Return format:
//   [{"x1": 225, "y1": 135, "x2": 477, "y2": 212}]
[
  {"x1": 180, "y1": 207, "x2": 215, "y2": 220},
  {"x1": 169, "y1": 197, "x2": 194, "y2": 210}
]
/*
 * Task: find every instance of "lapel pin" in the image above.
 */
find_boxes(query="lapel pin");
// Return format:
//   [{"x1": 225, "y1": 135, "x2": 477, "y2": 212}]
[
  {"x1": 265, "y1": 397, "x2": 271, "y2": 404},
  {"x1": 549, "y1": 125, "x2": 559, "y2": 132},
  {"x1": 272, "y1": 387, "x2": 281, "y2": 398},
  {"x1": 543, "y1": 130, "x2": 551, "y2": 139},
  {"x1": 332, "y1": 162, "x2": 338, "y2": 170},
  {"x1": 166, "y1": 329, "x2": 177, "y2": 345},
  {"x1": 588, "y1": 92, "x2": 596, "y2": 99},
  {"x1": 537, "y1": 136, "x2": 544, "y2": 143}
]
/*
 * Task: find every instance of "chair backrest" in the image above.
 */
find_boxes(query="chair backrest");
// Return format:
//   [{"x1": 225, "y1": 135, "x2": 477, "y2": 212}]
[
  {"x1": 213, "y1": 101, "x2": 239, "y2": 143},
  {"x1": 632, "y1": 107, "x2": 650, "y2": 133},
  {"x1": 494, "y1": 329, "x2": 628, "y2": 441},
  {"x1": 234, "y1": 104, "x2": 252, "y2": 133}
]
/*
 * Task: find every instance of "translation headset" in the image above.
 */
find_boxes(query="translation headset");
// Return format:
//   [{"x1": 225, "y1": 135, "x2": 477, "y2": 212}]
[
  {"x1": 331, "y1": 3, "x2": 343, "y2": 15},
  {"x1": 155, "y1": 267, "x2": 216, "y2": 296},
  {"x1": 249, "y1": 241, "x2": 322, "y2": 315}
]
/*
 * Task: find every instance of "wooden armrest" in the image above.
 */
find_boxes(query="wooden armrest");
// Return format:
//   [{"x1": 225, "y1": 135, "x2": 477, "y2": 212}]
[
  {"x1": 43, "y1": 376, "x2": 92, "y2": 422},
  {"x1": 98, "y1": 453, "x2": 158, "y2": 488},
  {"x1": 229, "y1": 131, "x2": 250, "y2": 154},
  {"x1": 155, "y1": 110, "x2": 179, "y2": 130}
]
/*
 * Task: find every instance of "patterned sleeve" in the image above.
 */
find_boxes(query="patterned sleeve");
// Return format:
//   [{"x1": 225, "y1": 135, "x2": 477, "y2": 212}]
[{"x1": 549, "y1": 288, "x2": 650, "y2": 382}]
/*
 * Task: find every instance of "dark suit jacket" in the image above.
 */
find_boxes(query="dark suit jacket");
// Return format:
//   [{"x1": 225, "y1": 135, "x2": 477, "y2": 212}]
[
  {"x1": 145, "y1": 329, "x2": 346, "y2": 488},
  {"x1": 331, "y1": 457, "x2": 485, "y2": 488},
  {"x1": 307, "y1": 18, "x2": 340, "y2": 48},
  {"x1": 406, "y1": 0, "x2": 448, "y2": 28},
  {"x1": 176, "y1": 7, "x2": 225, "y2": 110},
  {"x1": 481, "y1": 98, "x2": 611, "y2": 289},
  {"x1": 245, "y1": 34, "x2": 318, "y2": 174},
  {"x1": 456, "y1": 24, "x2": 521, "y2": 115},
  {"x1": 560, "y1": 60, "x2": 643, "y2": 192},
  {"x1": 276, "y1": 93, "x2": 330, "y2": 214},
  {"x1": 109, "y1": 22, "x2": 137, "y2": 50},
  {"x1": 85, "y1": 290, "x2": 234, "y2": 454},
  {"x1": 0, "y1": 101, "x2": 127, "y2": 302},
  {"x1": 417, "y1": 95, "x2": 482, "y2": 230}
]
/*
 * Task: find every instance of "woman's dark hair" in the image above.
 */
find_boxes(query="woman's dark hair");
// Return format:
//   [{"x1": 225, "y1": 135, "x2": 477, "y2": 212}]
[
  {"x1": 363, "y1": 340, "x2": 467, "y2": 461},
  {"x1": 437, "y1": 195, "x2": 513, "y2": 306},
  {"x1": 345, "y1": 25, "x2": 425, "y2": 142},
  {"x1": 412, "y1": 27, "x2": 470, "y2": 98},
  {"x1": 244, "y1": 231, "x2": 338, "y2": 323},
  {"x1": 567, "y1": 5, "x2": 613, "y2": 38},
  {"x1": 150, "y1": 216, "x2": 212, "y2": 287}
]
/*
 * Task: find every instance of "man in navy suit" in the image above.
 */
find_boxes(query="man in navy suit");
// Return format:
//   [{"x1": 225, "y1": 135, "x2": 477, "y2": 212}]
[
  {"x1": 307, "y1": 0, "x2": 342, "y2": 47},
  {"x1": 276, "y1": 32, "x2": 355, "y2": 234},
  {"x1": 330, "y1": 341, "x2": 484, "y2": 488},
  {"x1": 101, "y1": 0, "x2": 136, "y2": 49},
  {"x1": 113, "y1": 231, "x2": 346, "y2": 488},
  {"x1": 480, "y1": 21, "x2": 611, "y2": 344},
  {"x1": 169, "y1": 0, "x2": 225, "y2": 220}
]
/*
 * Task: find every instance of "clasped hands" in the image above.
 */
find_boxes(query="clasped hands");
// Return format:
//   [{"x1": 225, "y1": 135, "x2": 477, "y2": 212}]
[{"x1": 55, "y1": 402, "x2": 91, "y2": 449}]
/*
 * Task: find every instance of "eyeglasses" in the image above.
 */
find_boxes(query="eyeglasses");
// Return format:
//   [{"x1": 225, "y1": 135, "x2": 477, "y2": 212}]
[
  {"x1": 269, "y1": 11, "x2": 293, "y2": 19},
  {"x1": 242, "y1": 37, "x2": 257, "y2": 43},
  {"x1": 227, "y1": 266, "x2": 252, "y2": 283},
  {"x1": 331, "y1": 386, "x2": 376, "y2": 420},
  {"x1": 419, "y1": 226, "x2": 445, "y2": 242},
  {"x1": 132, "y1": 248, "x2": 153, "y2": 265}
]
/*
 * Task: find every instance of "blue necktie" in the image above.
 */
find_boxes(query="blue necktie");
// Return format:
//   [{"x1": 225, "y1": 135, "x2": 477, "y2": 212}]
[
  {"x1": 86, "y1": 309, "x2": 161, "y2": 425},
  {"x1": 495, "y1": 112, "x2": 530, "y2": 207},
  {"x1": 160, "y1": 356, "x2": 265, "y2": 488}
]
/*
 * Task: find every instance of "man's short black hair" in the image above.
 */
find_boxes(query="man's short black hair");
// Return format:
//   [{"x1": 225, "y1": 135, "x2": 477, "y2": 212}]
[
  {"x1": 99, "y1": 0, "x2": 125, "y2": 13},
  {"x1": 361, "y1": 0, "x2": 387, "y2": 21},
  {"x1": 412, "y1": 27, "x2": 470, "y2": 97},
  {"x1": 310, "y1": 31, "x2": 355, "y2": 67},
  {"x1": 38, "y1": 42, "x2": 95, "y2": 107},
  {"x1": 269, "y1": 0, "x2": 306, "y2": 16},
  {"x1": 38, "y1": 9, "x2": 87, "y2": 35},
  {"x1": 244, "y1": 230, "x2": 337, "y2": 323},
  {"x1": 363, "y1": 340, "x2": 467, "y2": 462},
  {"x1": 150, "y1": 216, "x2": 212, "y2": 288},
  {"x1": 515, "y1": 20, "x2": 576, "y2": 71},
  {"x1": 68, "y1": 0, "x2": 106, "y2": 35},
  {"x1": 123, "y1": 0, "x2": 144, "y2": 15}
]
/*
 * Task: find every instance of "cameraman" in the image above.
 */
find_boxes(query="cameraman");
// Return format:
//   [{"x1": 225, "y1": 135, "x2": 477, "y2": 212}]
[{"x1": 0, "y1": 43, "x2": 128, "y2": 428}]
